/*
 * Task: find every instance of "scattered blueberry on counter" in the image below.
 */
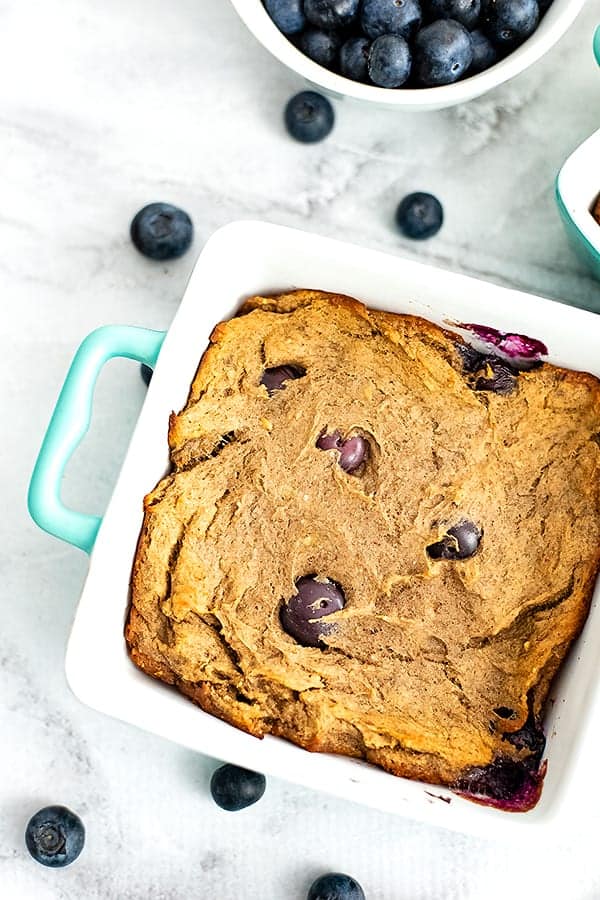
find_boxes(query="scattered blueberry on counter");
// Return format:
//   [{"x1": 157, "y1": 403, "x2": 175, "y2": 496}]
[
  {"x1": 308, "y1": 872, "x2": 366, "y2": 900},
  {"x1": 395, "y1": 192, "x2": 444, "y2": 240},
  {"x1": 264, "y1": 0, "x2": 552, "y2": 87},
  {"x1": 25, "y1": 806, "x2": 85, "y2": 868},
  {"x1": 130, "y1": 202, "x2": 193, "y2": 261},
  {"x1": 210, "y1": 764, "x2": 267, "y2": 811},
  {"x1": 285, "y1": 90, "x2": 335, "y2": 142}
]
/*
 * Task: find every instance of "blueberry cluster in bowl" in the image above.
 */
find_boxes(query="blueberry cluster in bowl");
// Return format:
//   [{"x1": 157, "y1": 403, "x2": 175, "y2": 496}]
[{"x1": 263, "y1": 0, "x2": 553, "y2": 88}]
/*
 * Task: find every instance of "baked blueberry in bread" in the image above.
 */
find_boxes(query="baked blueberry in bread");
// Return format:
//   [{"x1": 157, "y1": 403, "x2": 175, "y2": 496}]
[{"x1": 126, "y1": 290, "x2": 600, "y2": 810}]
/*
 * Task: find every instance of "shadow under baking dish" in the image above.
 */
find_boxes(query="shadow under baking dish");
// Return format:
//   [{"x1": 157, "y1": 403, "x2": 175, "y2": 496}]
[{"x1": 64, "y1": 221, "x2": 600, "y2": 840}]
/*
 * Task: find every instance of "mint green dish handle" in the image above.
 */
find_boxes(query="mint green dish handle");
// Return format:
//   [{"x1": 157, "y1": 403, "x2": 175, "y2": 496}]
[
  {"x1": 28, "y1": 325, "x2": 166, "y2": 554},
  {"x1": 594, "y1": 25, "x2": 600, "y2": 65}
]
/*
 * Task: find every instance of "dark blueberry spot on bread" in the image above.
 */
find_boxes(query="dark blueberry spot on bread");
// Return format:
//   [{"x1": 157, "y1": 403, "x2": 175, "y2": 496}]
[
  {"x1": 494, "y1": 706, "x2": 517, "y2": 720},
  {"x1": 212, "y1": 432, "x2": 236, "y2": 456},
  {"x1": 474, "y1": 358, "x2": 517, "y2": 395},
  {"x1": 280, "y1": 575, "x2": 345, "y2": 647},
  {"x1": 317, "y1": 430, "x2": 368, "y2": 474},
  {"x1": 427, "y1": 520, "x2": 481, "y2": 560},
  {"x1": 457, "y1": 345, "x2": 522, "y2": 394},
  {"x1": 453, "y1": 757, "x2": 543, "y2": 811},
  {"x1": 339, "y1": 436, "x2": 368, "y2": 473},
  {"x1": 503, "y1": 714, "x2": 545, "y2": 763},
  {"x1": 457, "y1": 343, "x2": 485, "y2": 373},
  {"x1": 460, "y1": 324, "x2": 548, "y2": 360},
  {"x1": 261, "y1": 365, "x2": 305, "y2": 395},
  {"x1": 317, "y1": 430, "x2": 343, "y2": 451},
  {"x1": 461, "y1": 323, "x2": 504, "y2": 347}
]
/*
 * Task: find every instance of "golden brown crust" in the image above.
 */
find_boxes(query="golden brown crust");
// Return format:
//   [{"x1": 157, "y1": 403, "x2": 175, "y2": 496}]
[{"x1": 126, "y1": 289, "x2": 600, "y2": 797}]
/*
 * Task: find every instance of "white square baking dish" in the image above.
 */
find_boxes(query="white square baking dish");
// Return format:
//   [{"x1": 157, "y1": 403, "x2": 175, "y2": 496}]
[{"x1": 28, "y1": 221, "x2": 600, "y2": 839}]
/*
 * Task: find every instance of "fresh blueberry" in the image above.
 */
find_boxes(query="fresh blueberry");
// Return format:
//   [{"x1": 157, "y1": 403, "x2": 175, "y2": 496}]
[
  {"x1": 261, "y1": 364, "x2": 306, "y2": 393},
  {"x1": 469, "y1": 28, "x2": 499, "y2": 71},
  {"x1": 285, "y1": 91, "x2": 334, "y2": 143},
  {"x1": 316, "y1": 430, "x2": 368, "y2": 473},
  {"x1": 304, "y1": 0, "x2": 360, "y2": 29},
  {"x1": 280, "y1": 575, "x2": 346, "y2": 647},
  {"x1": 361, "y1": 0, "x2": 423, "y2": 40},
  {"x1": 210, "y1": 764, "x2": 266, "y2": 811},
  {"x1": 537, "y1": 0, "x2": 553, "y2": 10},
  {"x1": 340, "y1": 36, "x2": 371, "y2": 82},
  {"x1": 130, "y1": 203, "x2": 193, "y2": 261},
  {"x1": 413, "y1": 19, "x2": 473, "y2": 84},
  {"x1": 396, "y1": 192, "x2": 444, "y2": 239},
  {"x1": 308, "y1": 872, "x2": 366, "y2": 900},
  {"x1": 427, "y1": 520, "x2": 482, "y2": 560},
  {"x1": 427, "y1": 0, "x2": 481, "y2": 29},
  {"x1": 298, "y1": 27, "x2": 342, "y2": 69},
  {"x1": 25, "y1": 806, "x2": 85, "y2": 868},
  {"x1": 368, "y1": 34, "x2": 412, "y2": 87},
  {"x1": 264, "y1": 0, "x2": 307, "y2": 33},
  {"x1": 140, "y1": 363, "x2": 153, "y2": 386},
  {"x1": 482, "y1": 0, "x2": 539, "y2": 49}
]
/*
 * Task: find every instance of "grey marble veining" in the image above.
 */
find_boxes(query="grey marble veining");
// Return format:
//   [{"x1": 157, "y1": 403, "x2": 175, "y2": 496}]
[{"x1": 2, "y1": 0, "x2": 600, "y2": 897}]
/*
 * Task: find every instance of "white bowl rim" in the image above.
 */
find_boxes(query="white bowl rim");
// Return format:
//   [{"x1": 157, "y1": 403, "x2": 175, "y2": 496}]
[{"x1": 229, "y1": 0, "x2": 587, "y2": 107}]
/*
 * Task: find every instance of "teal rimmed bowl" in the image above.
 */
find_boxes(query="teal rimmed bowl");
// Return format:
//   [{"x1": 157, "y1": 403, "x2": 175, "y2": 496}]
[{"x1": 556, "y1": 25, "x2": 600, "y2": 281}]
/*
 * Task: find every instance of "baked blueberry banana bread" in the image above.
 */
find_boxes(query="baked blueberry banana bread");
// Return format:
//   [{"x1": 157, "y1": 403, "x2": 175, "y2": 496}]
[{"x1": 126, "y1": 290, "x2": 600, "y2": 810}]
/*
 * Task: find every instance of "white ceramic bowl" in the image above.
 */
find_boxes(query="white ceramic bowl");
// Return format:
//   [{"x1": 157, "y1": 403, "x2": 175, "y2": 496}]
[
  {"x1": 30, "y1": 222, "x2": 600, "y2": 839},
  {"x1": 556, "y1": 126, "x2": 600, "y2": 283},
  {"x1": 229, "y1": 0, "x2": 586, "y2": 110}
]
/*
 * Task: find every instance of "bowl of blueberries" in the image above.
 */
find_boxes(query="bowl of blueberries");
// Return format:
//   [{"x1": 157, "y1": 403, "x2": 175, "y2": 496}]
[{"x1": 229, "y1": 0, "x2": 586, "y2": 109}]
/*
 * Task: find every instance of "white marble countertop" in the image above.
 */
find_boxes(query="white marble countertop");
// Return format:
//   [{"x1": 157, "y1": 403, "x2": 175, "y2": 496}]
[{"x1": 2, "y1": 0, "x2": 600, "y2": 897}]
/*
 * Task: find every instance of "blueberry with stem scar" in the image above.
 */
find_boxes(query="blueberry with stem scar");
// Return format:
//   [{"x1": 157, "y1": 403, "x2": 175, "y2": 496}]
[
  {"x1": 25, "y1": 806, "x2": 85, "y2": 868},
  {"x1": 280, "y1": 576, "x2": 346, "y2": 647}
]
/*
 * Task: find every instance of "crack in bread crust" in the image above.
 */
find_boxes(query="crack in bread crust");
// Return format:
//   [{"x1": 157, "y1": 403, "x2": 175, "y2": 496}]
[{"x1": 126, "y1": 290, "x2": 600, "y2": 802}]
